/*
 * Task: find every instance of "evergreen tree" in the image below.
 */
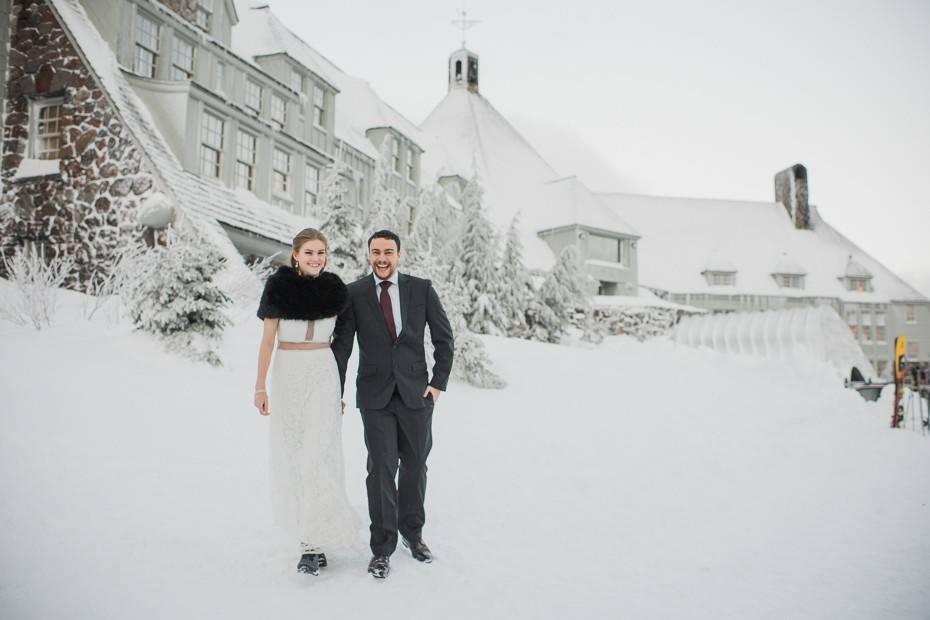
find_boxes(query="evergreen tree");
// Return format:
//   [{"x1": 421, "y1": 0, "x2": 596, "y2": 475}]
[
  {"x1": 318, "y1": 158, "x2": 365, "y2": 280},
  {"x1": 447, "y1": 173, "x2": 505, "y2": 335},
  {"x1": 535, "y1": 245, "x2": 597, "y2": 343},
  {"x1": 121, "y1": 224, "x2": 231, "y2": 366},
  {"x1": 498, "y1": 212, "x2": 532, "y2": 338}
]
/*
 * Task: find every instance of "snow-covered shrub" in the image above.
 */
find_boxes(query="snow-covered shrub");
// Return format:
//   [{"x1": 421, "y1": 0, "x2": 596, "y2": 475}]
[
  {"x1": 498, "y1": 213, "x2": 533, "y2": 338},
  {"x1": 592, "y1": 305, "x2": 679, "y2": 341},
  {"x1": 120, "y1": 226, "x2": 231, "y2": 366},
  {"x1": 0, "y1": 247, "x2": 74, "y2": 329}
]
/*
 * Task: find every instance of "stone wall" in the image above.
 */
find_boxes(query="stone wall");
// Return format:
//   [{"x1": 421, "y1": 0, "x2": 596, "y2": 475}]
[{"x1": 0, "y1": 0, "x2": 157, "y2": 289}]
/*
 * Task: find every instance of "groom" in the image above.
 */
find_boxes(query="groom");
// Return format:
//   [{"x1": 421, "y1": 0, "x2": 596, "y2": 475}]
[{"x1": 332, "y1": 230, "x2": 454, "y2": 579}]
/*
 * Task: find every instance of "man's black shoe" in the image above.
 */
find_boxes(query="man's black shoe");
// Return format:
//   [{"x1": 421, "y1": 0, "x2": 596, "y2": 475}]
[
  {"x1": 368, "y1": 555, "x2": 390, "y2": 579},
  {"x1": 402, "y1": 538, "x2": 433, "y2": 563},
  {"x1": 297, "y1": 553, "x2": 320, "y2": 575}
]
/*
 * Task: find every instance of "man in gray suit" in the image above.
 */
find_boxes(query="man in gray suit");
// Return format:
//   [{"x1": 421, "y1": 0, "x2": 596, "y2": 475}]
[{"x1": 332, "y1": 230, "x2": 454, "y2": 579}]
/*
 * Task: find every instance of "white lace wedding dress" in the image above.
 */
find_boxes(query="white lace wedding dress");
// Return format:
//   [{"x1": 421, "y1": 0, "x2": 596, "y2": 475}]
[{"x1": 269, "y1": 317, "x2": 359, "y2": 553}]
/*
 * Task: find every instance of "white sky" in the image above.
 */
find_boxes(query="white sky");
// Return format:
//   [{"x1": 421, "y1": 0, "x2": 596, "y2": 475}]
[{"x1": 258, "y1": 0, "x2": 930, "y2": 297}]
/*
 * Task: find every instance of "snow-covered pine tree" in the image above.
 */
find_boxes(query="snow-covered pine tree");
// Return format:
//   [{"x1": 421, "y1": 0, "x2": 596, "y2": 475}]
[
  {"x1": 498, "y1": 212, "x2": 533, "y2": 338},
  {"x1": 447, "y1": 172, "x2": 506, "y2": 335},
  {"x1": 365, "y1": 138, "x2": 401, "y2": 235},
  {"x1": 120, "y1": 224, "x2": 231, "y2": 366},
  {"x1": 537, "y1": 245, "x2": 597, "y2": 343},
  {"x1": 404, "y1": 230, "x2": 505, "y2": 389},
  {"x1": 318, "y1": 158, "x2": 365, "y2": 281}
]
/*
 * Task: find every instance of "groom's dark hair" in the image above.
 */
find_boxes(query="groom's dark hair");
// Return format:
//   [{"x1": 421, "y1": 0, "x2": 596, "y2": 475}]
[{"x1": 368, "y1": 229, "x2": 401, "y2": 252}]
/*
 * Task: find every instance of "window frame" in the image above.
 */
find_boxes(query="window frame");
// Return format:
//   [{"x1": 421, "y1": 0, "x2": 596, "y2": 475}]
[
  {"x1": 304, "y1": 162, "x2": 320, "y2": 211},
  {"x1": 195, "y1": 0, "x2": 213, "y2": 33},
  {"x1": 29, "y1": 97, "x2": 65, "y2": 160},
  {"x1": 199, "y1": 110, "x2": 224, "y2": 179},
  {"x1": 270, "y1": 93, "x2": 287, "y2": 129},
  {"x1": 312, "y1": 86, "x2": 325, "y2": 128},
  {"x1": 245, "y1": 80, "x2": 263, "y2": 116},
  {"x1": 170, "y1": 35, "x2": 195, "y2": 81},
  {"x1": 235, "y1": 129, "x2": 257, "y2": 191},
  {"x1": 133, "y1": 11, "x2": 160, "y2": 78},
  {"x1": 272, "y1": 147, "x2": 292, "y2": 195}
]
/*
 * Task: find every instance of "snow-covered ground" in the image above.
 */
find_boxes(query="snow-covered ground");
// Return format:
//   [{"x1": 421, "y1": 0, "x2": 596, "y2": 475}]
[{"x1": 2, "y1": 288, "x2": 929, "y2": 619}]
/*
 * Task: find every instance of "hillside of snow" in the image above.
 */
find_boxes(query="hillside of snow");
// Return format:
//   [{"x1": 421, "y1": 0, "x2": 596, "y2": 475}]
[{"x1": 2, "y1": 287, "x2": 929, "y2": 619}]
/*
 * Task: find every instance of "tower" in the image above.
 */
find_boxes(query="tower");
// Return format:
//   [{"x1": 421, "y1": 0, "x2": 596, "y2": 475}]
[{"x1": 448, "y1": 47, "x2": 479, "y2": 93}]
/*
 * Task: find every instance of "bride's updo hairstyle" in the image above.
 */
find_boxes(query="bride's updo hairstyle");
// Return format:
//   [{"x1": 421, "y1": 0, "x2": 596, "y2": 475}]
[{"x1": 292, "y1": 228, "x2": 328, "y2": 271}]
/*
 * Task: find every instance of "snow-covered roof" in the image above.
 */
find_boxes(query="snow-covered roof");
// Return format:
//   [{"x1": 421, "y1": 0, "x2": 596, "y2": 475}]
[
  {"x1": 49, "y1": 0, "x2": 308, "y2": 250},
  {"x1": 420, "y1": 87, "x2": 638, "y2": 269},
  {"x1": 597, "y1": 192, "x2": 928, "y2": 303},
  {"x1": 593, "y1": 287, "x2": 707, "y2": 313},
  {"x1": 231, "y1": 2, "x2": 427, "y2": 161},
  {"x1": 773, "y1": 253, "x2": 807, "y2": 276}
]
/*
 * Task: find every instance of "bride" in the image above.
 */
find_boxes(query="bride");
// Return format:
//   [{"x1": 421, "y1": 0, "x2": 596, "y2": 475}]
[{"x1": 253, "y1": 228, "x2": 359, "y2": 575}]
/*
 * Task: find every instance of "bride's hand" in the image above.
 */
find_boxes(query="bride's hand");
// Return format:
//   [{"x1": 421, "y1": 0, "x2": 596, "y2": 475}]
[
  {"x1": 255, "y1": 390, "x2": 269, "y2": 416},
  {"x1": 341, "y1": 400, "x2": 346, "y2": 416}
]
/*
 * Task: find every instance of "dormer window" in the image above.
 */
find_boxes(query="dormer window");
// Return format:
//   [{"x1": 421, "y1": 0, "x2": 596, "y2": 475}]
[
  {"x1": 704, "y1": 271, "x2": 736, "y2": 286},
  {"x1": 195, "y1": 0, "x2": 213, "y2": 33},
  {"x1": 392, "y1": 138, "x2": 401, "y2": 174},
  {"x1": 774, "y1": 273, "x2": 805, "y2": 289},
  {"x1": 290, "y1": 70, "x2": 302, "y2": 93},
  {"x1": 846, "y1": 276, "x2": 872, "y2": 292}
]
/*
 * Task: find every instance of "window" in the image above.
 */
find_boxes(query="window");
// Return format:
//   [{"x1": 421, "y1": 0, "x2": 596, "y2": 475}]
[
  {"x1": 875, "y1": 326, "x2": 886, "y2": 343},
  {"x1": 312, "y1": 87, "x2": 325, "y2": 127},
  {"x1": 706, "y1": 271, "x2": 735, "y2": 286},
  {"x1": 195, "y1": 0, "x2": 213, "y2": 32},
  {"x1": 271, "y1": 94, "x2": 286, "y2": 129},
  {"x1": 907, "y1": 341, "x2": 919, "y2": 358},
  {"x1": 290, "y1": 70, "x2": 302, "y2": 93},
  {"x1": 905, "y1": 304, "x2": 917, "y2": 324},
  {"x1": 876, "y1": 360, "x2": 887, "y2": 376},
  {"x1": 171, "y1": 37, "x2": 195, "y2": 80},
  {"x1": 214, "y1": 61, "x2": 225, "y2": 93},
  {"x1": 861, "y1": 325, "x2": 871, "y2": 342},
  {"x1": 273, "y1": 148, "x2": 291, "y2": 194},
  {"x1": 589, "y1": 234, "x2": 622, "y2": 263},
  {"x1": 134, "y1": 12, "x2": 160, "y2": 77},
  {"x1": 30, "y1": 99, "x2": 63, "y2": 160},
  {"x1": 849, "y1": 324, "x2": 858, "y2": 339},
  {"x1": 304, "y1": 163, "x2": 319, "y2": 211},
  {"x1": 245, "y1": 80, "x2": 263, "y2": 115},
  {"x1": 847, "y1": 276, "x2": 871, "y2": 292},
  {"x1": 392, "y1": 138, "x2": 400, "y2": 174},
  {"x1": 235, "y1": 130, "x2": 256, "y2": 191},
  {"x1": 199, "y1": 112, "x2": 224, "y2": 178},
  {"x1": 775, "y1": 274, "x2": 804, "y2": 289},
  {"x1": 406, "y1": 146, "x2": 415, "y2": 182}
]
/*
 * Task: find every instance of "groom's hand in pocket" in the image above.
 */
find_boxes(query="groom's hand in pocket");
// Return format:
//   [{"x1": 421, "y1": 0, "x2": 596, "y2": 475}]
[{"x1": 423, "y1": 385, "x2": 441, "y2": 404}]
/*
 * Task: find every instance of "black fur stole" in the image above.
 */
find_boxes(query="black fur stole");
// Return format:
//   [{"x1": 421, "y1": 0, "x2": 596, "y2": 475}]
[{"x1": 256, "y1": 267, "x2": 348, "y2": 320}]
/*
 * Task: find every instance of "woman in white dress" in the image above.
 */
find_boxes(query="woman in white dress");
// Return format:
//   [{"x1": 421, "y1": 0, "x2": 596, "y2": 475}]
[{"x1": 253, "y1": 228, "x2": 359, "y2": 575}]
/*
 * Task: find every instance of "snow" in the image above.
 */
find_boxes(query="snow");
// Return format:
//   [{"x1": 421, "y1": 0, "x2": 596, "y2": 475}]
[
  {"x1": 2, "y1": 283, "x2": 929, "y2": 619},
  {"x1": 592, "y1": 287, "x2": 706, "y2": 313},
  {"x1": 12, "y1": 158, "x2": 61, "y2": 180},
  {"x1": 420, "y1": 88, "x2": 636, "y2": 271},
  {"x1": 597, "y1": 192, "x2": 928, "y2": 303}
]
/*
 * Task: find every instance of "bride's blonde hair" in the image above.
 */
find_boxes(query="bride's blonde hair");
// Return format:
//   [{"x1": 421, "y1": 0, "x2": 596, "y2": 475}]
[{"x1": 292, "y1": 228, "x2": 328, "y2": 271}]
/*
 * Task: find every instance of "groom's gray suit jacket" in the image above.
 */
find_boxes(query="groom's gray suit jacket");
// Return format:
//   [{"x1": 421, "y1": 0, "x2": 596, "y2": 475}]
[{"x1": 332, "y1": 272, "x2": 454, "y2": 410}]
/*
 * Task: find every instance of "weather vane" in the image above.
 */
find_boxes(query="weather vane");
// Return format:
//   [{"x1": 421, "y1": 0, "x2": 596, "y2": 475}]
[{"x1": 451, "y1": 8, "x2": 481, "y2": 48}]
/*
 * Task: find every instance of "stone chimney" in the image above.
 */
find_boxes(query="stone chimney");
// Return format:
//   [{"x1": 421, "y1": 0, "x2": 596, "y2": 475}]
[{"x1": 774, "y1": 164, "x2": 810, "y2": 229}]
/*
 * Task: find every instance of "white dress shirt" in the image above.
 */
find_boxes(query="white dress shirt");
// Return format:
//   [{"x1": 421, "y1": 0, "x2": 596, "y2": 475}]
[{"x1": 373, "y1": 271, "x2": 402, "y2": 335}]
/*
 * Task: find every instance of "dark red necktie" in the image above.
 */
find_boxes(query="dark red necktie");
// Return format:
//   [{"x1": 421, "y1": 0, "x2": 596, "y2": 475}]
[{"x1": 379, "y1": 281, "x2": 397, "y2": 342}]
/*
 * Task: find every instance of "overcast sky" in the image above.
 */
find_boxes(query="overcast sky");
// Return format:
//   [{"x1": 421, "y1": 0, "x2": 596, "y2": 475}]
[{"x1": 260, "y1": 0, "x2": 930, "y2": 297}]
